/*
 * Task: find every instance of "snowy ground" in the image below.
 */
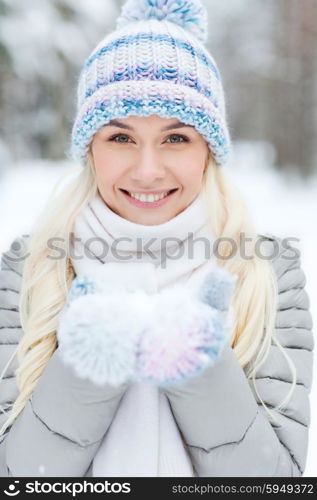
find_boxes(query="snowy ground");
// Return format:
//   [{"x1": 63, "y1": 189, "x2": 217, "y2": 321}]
[{"x1": 0, "y1": 143, "x2": 316, "y2": 476}]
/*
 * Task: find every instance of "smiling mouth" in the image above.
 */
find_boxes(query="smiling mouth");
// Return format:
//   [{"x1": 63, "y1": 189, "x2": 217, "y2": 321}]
[{"x1": 119, "y1": 188, "x2": 178, "y2": 201}]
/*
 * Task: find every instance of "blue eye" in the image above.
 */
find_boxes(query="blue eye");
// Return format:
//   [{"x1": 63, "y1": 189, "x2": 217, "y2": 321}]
[
  {"x1": 108, "y1": 133, "x2": 189, "y2": 144},
  {"x1": 167, "y1": 134, "x2": 189, "y2": 144},
  {"x1": 109, "y1": 134, "x2": 131, "y2": 143}
]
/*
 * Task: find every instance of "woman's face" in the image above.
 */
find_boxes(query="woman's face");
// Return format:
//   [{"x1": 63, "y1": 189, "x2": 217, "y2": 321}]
[{"x1": 90, "y1": 114, "x2": 210, "y2": 225}]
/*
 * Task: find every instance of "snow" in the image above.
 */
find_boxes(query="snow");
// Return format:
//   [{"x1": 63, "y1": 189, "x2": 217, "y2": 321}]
[{"x1": 0, "y1": 142, "x2": 316, "y2": 476}]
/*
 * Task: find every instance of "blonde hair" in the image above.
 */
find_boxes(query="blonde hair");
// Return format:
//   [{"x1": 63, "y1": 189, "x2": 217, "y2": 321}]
[{"x1": 0, "y1": 153, "x2": 296, "y2": 437}]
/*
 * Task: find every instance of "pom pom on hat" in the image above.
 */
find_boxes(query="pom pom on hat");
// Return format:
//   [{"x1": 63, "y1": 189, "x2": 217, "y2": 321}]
[{"x1": 116, "y1": 0, "x2": 208, "y2": 43}]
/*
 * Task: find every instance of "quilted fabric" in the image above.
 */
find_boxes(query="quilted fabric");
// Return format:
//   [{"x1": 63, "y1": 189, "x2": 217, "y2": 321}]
[{"x1": 0, "y1": 233, "x2": 314, "y2": 477}]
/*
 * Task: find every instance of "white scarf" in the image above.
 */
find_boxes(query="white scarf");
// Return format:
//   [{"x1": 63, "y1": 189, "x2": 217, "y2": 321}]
[{"x1": 70, "y1": 190, "x2": 217, "y2": 477}]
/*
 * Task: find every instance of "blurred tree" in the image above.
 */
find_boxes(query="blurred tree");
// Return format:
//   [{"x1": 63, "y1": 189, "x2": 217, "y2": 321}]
[
  {"x1": 206, "y1": 0, "x2": 317, "y2": 175},
  {"x1": 0, "y1": 0, "x2": 119, "y2": 161},
  {"x1": 267, "y1": 0, "x2": 317, "y2": 174},
  {"x1": 0, "y1": 0, "x2": 316, "y2": 175}
]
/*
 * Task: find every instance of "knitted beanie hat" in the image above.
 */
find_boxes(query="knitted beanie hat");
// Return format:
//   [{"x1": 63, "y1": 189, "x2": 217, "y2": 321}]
[{"x1": 71, "y1": 0, "x2": 231, "y2": 166}]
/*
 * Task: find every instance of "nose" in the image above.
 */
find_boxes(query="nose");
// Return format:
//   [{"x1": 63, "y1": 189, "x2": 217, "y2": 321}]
[{"x1": 130, "y1": 146, "x2": 166, "y2": 184}]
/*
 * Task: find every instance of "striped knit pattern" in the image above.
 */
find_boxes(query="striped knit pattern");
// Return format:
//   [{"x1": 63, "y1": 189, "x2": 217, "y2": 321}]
[{"x1": 71, "y1": 1, "x2": 231, "y2": 166}]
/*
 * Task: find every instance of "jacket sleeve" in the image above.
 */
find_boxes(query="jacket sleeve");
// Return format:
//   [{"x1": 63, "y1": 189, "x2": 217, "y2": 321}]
[
  {"x1": 163, "y1": 236, "x2": 314, "y2": 477},
  {"x1": 0, "y1": 235, "x2": 129, "y2": 477}
]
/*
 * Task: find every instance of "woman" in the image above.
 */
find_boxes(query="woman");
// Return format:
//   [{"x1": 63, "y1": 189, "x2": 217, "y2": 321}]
[{"x1": 0, "y1": 0, "x2": 314, "y2": 477}]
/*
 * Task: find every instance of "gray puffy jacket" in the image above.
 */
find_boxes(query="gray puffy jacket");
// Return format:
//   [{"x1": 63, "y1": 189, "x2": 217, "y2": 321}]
[{"x1": 0, "y1": 233, "x2": 314, "y2": 477}]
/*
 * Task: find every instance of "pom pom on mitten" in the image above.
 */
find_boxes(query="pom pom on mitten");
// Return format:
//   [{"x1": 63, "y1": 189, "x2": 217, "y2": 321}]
[
  {"x1": 135, "y1": 266, "x2": 237, "y2": 386},
  {"x1": 57, "y1": 264, "x2": 237, "y2": 388},
  {"x1": 198, "y1": 267, "x2": 238, "y2": 311},
  {"x1": 57, "y1": 284, "x2": 151, "y2": 387},
  {"x1": 57, "y1": 262, "x2": 156, "y2": 387}
]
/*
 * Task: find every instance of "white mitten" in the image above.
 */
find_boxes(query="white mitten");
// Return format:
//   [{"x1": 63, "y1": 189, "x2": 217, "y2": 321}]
[
  {"x1": 57, "y1": 261, "x2": 237, "y2": 389},
  {"x1": 56, "y1": 261, "x2": 156, "y2": 387},
  {"x1": 134, "y1": 266, "x2": 238, "y2": 386}
]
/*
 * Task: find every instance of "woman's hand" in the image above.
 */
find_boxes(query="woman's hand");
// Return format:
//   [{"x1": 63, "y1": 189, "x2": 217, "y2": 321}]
[
  {"x1": 57, "y1": 261, "x2": 237, "y2": 389},
  {"x1": 56, "y1": 261, "x2": 156, "y2": 387},
  {"x1": 135, "y1": 266, "x2": 237, "y2": 386}
]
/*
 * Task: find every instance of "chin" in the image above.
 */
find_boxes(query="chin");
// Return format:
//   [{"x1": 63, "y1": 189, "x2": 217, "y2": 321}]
[{"x1": 129, "y1": 212, "x2": 176, "y2": 225}]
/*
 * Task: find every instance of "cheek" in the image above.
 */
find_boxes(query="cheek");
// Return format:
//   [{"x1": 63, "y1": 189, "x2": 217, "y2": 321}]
[
  {"x1": 175, "y1": 155, "x2": 206, "y2": 187},
  {"x1": 92, "y1": 144, "x2": 125, "y2": 188},
  {"x1": 181, "y1": 169, "x2": 204, "y2": 190},
  {"x1": 179, "y1": 144, "x2": 208, "y2": 167}
]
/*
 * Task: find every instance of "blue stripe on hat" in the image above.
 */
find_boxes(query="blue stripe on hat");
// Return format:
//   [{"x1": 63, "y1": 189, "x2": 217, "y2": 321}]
[
  {"x1": 84, "y1": 33, "x2": 220, "y2": 81},
  {"x1": 85, "y1": 67, "x2": 219, "y2": 107},
  {"x1": 71, "y1": 96, "x2": 229, "y2": 165}
]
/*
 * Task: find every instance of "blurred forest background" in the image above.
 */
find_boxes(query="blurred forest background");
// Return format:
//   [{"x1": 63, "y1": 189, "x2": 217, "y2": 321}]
[
  {"x1": 0, "y1": 0, "x2": 317, "y2": 477},
  {"x1": 0, "y1": 0, "x2": 316, "y2": 176}
]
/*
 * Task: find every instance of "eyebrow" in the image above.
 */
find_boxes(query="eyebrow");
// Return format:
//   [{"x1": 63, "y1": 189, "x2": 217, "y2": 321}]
[{"x1": 104, "y1": 119, "x2": 195, "y2": 131}]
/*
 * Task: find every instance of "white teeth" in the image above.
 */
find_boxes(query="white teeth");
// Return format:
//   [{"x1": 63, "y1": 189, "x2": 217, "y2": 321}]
[{"x1": 128, "y1": 191, "x2": 169, "y2": 202}]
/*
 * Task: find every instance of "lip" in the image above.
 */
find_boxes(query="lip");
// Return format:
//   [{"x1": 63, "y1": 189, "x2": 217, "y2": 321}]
[
  {"x1": 120, "y1": 189, "x2": 178, "y2": 208},
  {"x1": 120, "y1": 189, "x2": 176, "y2": 195}
]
